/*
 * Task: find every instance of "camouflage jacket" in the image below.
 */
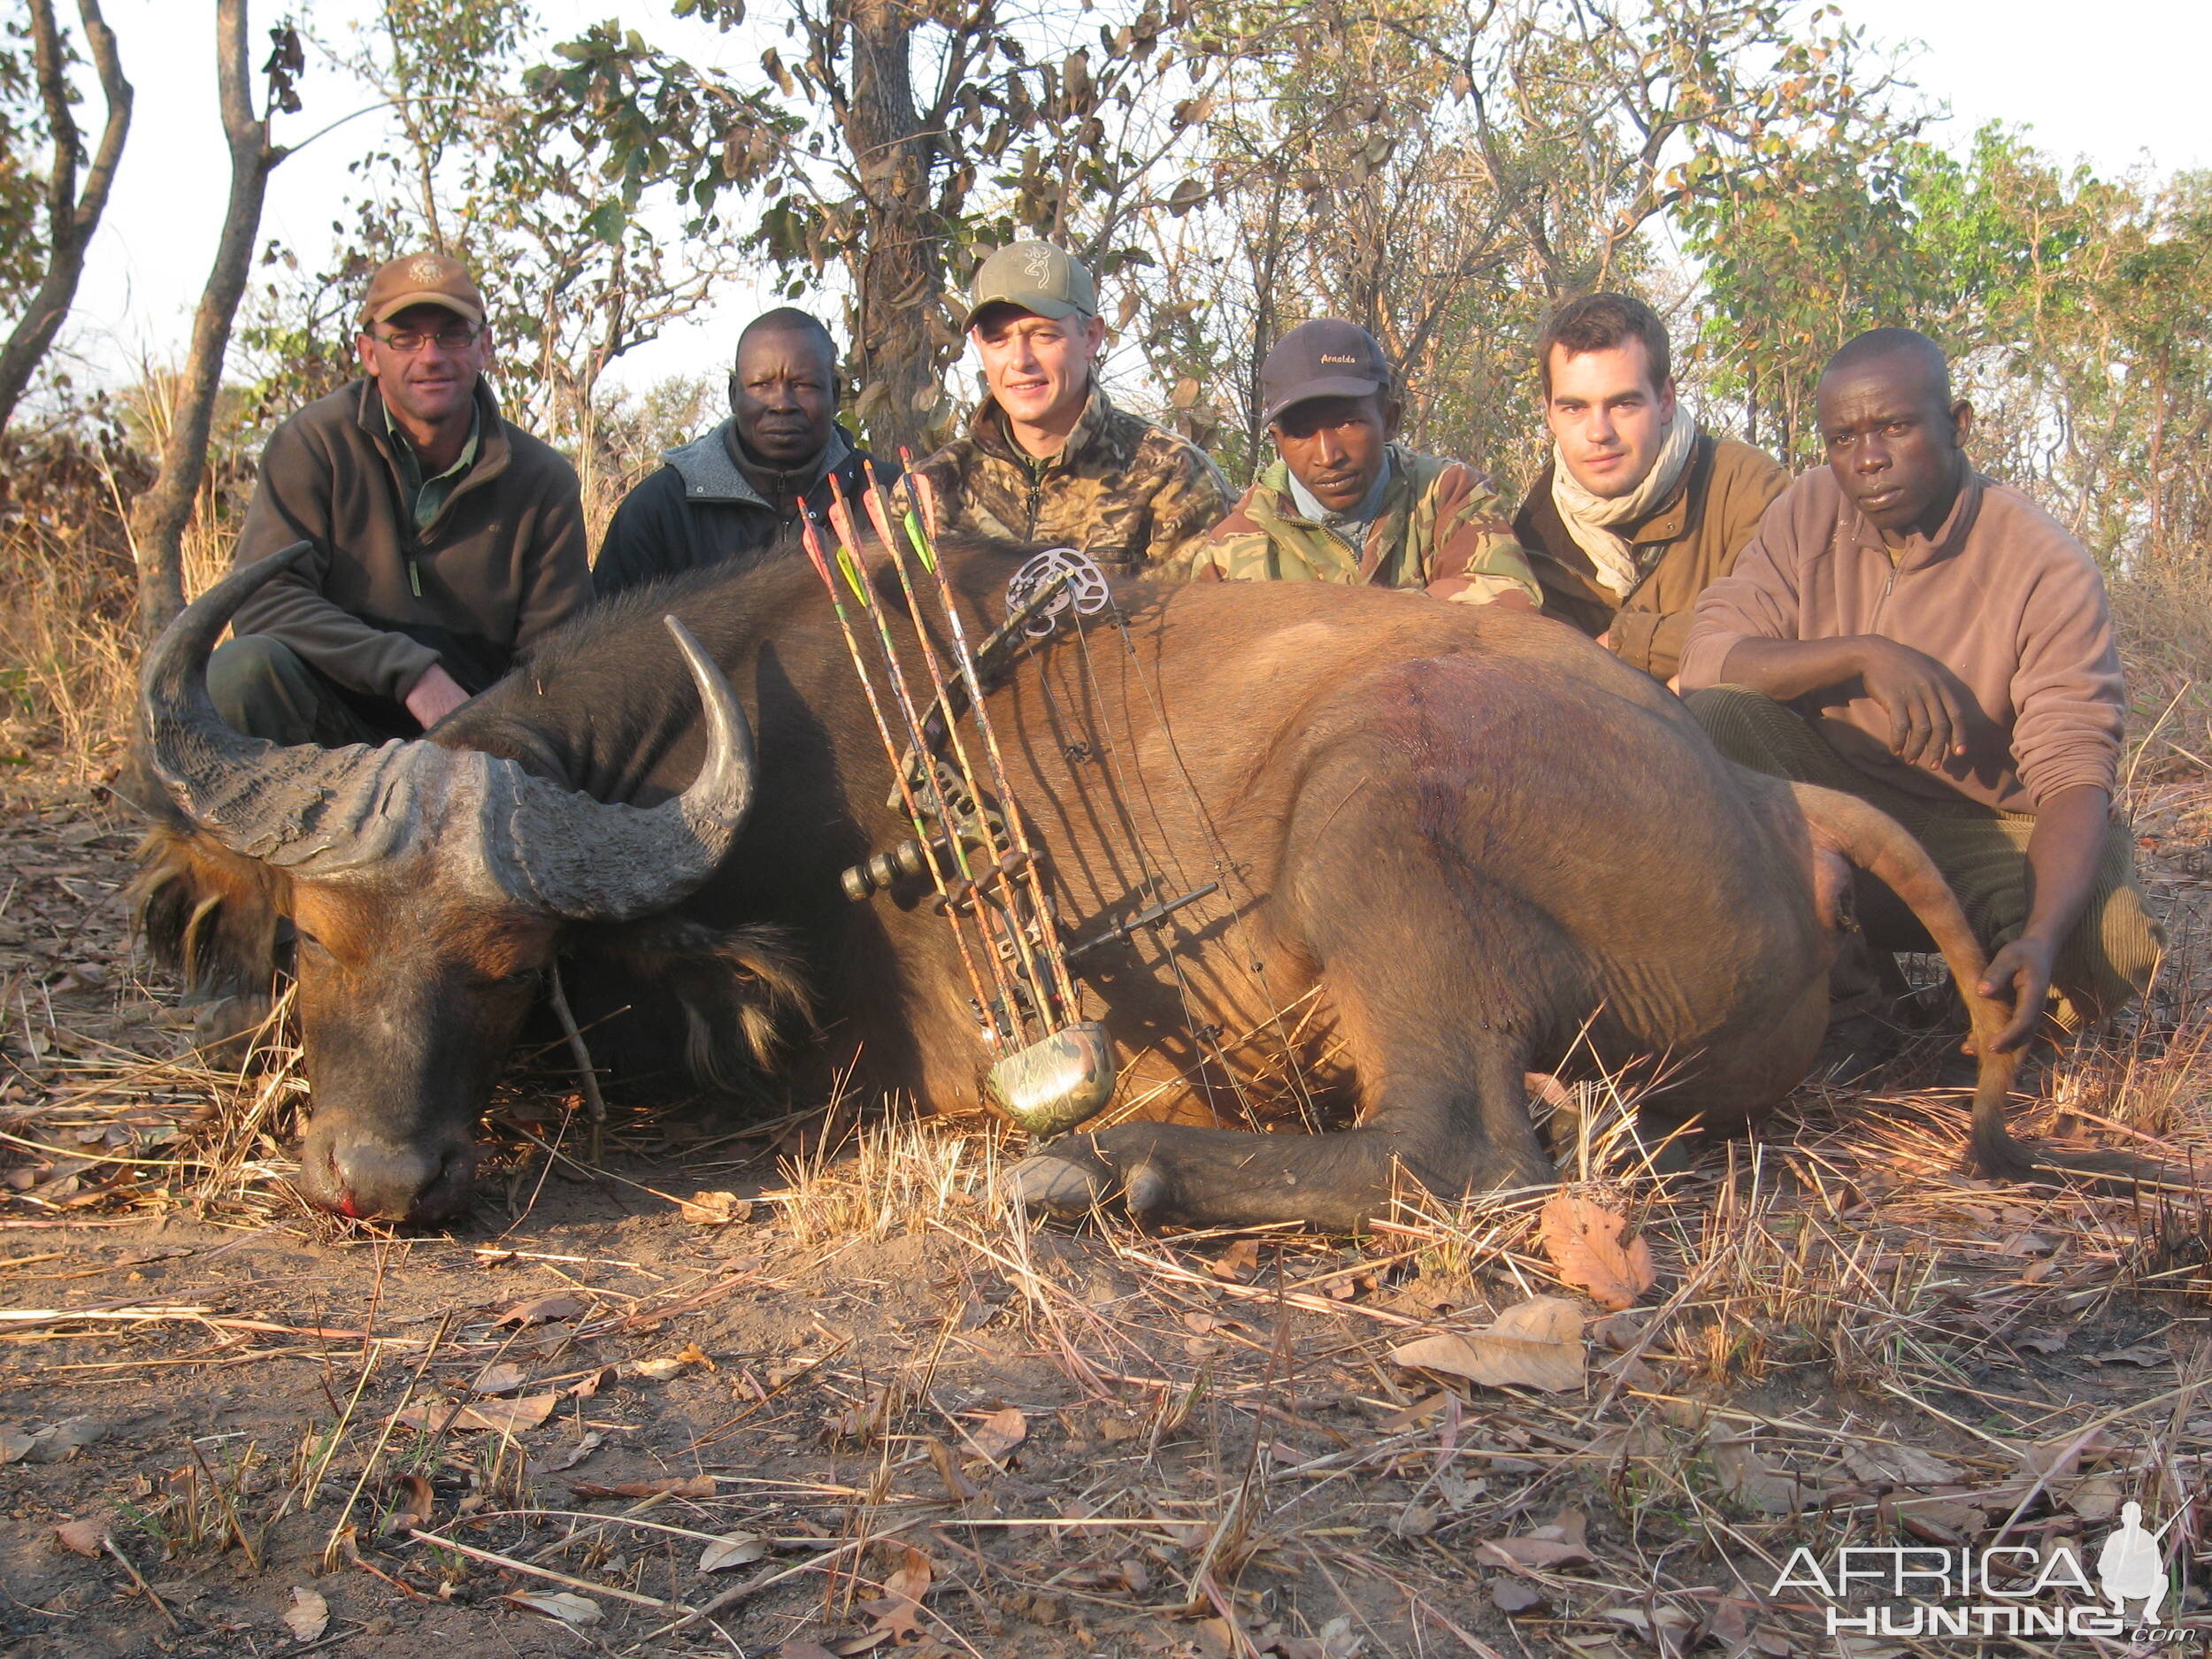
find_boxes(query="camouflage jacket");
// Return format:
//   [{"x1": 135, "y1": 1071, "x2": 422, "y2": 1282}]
[
  {"x1": 910, "y1": 382, "x2": 1232, "y2": 575},
  {"x1": 1175, "y1": 447, "x2": 1541, "y2": 606}
]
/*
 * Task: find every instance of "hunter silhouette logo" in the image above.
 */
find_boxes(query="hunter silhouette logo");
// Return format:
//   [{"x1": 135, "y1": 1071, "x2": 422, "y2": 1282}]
[{"x1": 2098, "y1": 1500, "x2": 2181, "y2": 1622}]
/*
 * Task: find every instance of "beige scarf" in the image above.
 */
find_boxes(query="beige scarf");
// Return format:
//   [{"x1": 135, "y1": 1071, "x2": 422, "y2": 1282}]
[{"x1": 1549, "y1": 411, "x2": 1700, "y2": 599}]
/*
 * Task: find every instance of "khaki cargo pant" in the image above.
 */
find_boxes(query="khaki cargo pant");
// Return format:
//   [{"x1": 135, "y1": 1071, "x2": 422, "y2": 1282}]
[{"x1": 1685, "y1": 687, "x2": 2164, "y2": 1032}]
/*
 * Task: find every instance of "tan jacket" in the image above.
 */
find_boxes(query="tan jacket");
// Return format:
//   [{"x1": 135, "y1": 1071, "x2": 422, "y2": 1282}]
[
  {"x1": 1679, "y1": 466, "x2": 2126, "y2": 813},
  {"x1": 1512, "y1": 434, "x2": 1786, "y2": 681}
]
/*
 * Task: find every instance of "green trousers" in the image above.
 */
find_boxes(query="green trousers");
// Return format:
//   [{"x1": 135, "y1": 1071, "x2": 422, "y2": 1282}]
[
  {"x1": 1685, "y1": 687, "x2": 2164, "y2": 1031},
  {"x1": 206, "y1": 635, "x2": 411, "y2": 749}
]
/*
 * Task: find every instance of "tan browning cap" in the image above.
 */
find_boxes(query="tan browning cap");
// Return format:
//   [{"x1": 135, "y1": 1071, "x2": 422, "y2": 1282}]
[
  {"x1": 361, "y1": 251, "x2": 486, "y2": 329},
  {"x1": 964, "y1": 241, "x2": 1098, "y2": 329}
]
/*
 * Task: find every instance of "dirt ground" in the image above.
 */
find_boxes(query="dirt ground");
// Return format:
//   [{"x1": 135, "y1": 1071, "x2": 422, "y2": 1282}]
[{"x1": 4, "y1": 763, "x2": 2212, "y2": 1659}]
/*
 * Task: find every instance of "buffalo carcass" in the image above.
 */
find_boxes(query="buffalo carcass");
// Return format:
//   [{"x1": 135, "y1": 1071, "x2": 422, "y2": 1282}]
[{"x1": 135, "y1": 538, "x2": 2054, "y2": 1229}]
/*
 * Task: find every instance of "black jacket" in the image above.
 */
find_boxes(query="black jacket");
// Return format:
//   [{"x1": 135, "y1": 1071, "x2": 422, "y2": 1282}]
[{"x1": 592, "y1": 421, "x2": 894, "y2": 598}]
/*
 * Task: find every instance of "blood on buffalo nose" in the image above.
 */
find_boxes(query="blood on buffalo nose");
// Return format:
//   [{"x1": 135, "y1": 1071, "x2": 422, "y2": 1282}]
[{"x1": 316, "y1": 1130, "x2": 476, "y2": 1224}]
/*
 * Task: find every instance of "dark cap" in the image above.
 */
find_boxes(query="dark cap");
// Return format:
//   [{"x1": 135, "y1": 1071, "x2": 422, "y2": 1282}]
[
  {"x1": 963, "y1": 241, "x2": 1098, "y2": 330},
  {"x1": 1260, "y1": 319, "x2": 1389, "y2": 426},
  {"x1": 361, "y1": 250, "x2": 486, "y2": 329}
]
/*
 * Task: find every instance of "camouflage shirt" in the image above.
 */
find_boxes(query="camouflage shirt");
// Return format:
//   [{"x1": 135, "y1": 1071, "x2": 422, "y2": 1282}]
[
  {"x1": 910, "y1": 382, "x2": 1233, "y2": 575},
  {"x1": 1174, "y1": 447, "x2": 1541, "y2": 607}
]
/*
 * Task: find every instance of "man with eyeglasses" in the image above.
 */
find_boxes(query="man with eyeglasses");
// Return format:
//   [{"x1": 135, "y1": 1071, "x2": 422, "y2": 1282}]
[{"x1": 211, "y1": 251, "x2": 590, "y2": 744}]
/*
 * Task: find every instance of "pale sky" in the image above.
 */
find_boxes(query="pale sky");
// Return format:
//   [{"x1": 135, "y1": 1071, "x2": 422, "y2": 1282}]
[{"x1": 49, "y1": 0, "x2": 2212, "y2": 399}]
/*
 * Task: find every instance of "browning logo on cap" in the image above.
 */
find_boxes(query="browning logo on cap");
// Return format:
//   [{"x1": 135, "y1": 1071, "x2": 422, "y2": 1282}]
[{"x1": 962, "y1": 240, "x2": 1099, "y2": 329}]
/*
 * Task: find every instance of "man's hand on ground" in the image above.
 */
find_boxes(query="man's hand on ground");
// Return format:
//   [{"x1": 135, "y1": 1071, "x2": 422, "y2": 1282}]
[
  {"x1": 1978, "y1": 934, "x2": 2055, "y2": 1053},
  {"x1": 1856, "y1": 637, "x2": 1980, "y2": 768},
  {"x1": 403, "y1": 664, "x2": 471, "y2": 730}
]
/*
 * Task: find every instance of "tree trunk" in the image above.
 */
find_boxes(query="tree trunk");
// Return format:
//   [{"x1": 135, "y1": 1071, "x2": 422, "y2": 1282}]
[
  {"x1": 130, "y1": 0, "x2": 284, "y2": 641},
  {"x1": 0, "y1": 0, "x2": 133, "y2": 433},
  {"x1": 841, "y1": 0, "x2": 943, "y2": 459}
]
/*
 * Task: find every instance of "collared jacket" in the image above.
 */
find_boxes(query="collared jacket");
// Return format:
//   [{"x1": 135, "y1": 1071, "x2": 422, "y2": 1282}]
[
  {"x1": 230, "y1": 379, "x2": 590, "y2": 703},
  {"x1": 909, "y1": 382, "x2": 1231, "y2": 574},
  {"x1": 591, "y1": 421, "x2": 891, "y2": 599},
  {"x1": 1176, "y1": 446, "x2": 1542, "y2": 607},
  {"x1": 1512, "y1": 434, "x2": 1787, "y2": 681},
  {"x1": 1679, "y1": 467, "x2": 2125, "y2": 813}
]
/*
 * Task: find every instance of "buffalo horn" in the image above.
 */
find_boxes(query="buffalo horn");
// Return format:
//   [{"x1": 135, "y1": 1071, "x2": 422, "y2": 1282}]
[
  {"x1": 486, "y1": 616, "x2": 756, "y2": 921},
  {"x1": 143, "y1": 549, "x2": 756, "y2": 919}
]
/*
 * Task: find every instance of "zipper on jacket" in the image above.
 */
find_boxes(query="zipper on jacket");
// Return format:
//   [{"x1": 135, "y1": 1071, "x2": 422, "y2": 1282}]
[{"x1": 1869, "y1": 560, "x2": 1899, "y2": 633}]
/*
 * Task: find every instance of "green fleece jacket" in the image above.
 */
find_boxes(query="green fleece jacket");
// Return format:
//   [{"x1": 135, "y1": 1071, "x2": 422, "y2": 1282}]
[{"x1": 229, "y1": 379, "x2": 591, "y2": 703}]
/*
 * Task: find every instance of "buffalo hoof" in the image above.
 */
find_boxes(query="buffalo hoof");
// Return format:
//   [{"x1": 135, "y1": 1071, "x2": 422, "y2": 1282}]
[{"x1": 1008, "y1": 1146, "x2": 1115, "y2": 1217}]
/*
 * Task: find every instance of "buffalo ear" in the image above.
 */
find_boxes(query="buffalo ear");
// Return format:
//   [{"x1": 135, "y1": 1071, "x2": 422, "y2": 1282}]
[
  {"x1": 128, "y1": 824, "x2": 289, "y2": 1001},
  {"x1": 573, "y1": 915, "x2": 814, "y2": 1091}
]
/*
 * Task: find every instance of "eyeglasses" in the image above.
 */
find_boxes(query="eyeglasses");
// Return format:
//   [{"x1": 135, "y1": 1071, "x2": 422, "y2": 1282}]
[{"x1": 371, "y1": 324, "x2": 481, "y2": 353}]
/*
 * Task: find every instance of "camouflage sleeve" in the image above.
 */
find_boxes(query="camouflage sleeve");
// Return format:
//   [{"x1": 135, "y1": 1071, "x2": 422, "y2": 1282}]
[
  {"x1": 1141, "y1": 438, "x2": 1237, "y2": 571},
  {"x1": 1422, "y1": 468, "x2": 1543, "y2": 607},
  {"x1": 907, "y1": 442, "x2": 966, "y2": 539}
]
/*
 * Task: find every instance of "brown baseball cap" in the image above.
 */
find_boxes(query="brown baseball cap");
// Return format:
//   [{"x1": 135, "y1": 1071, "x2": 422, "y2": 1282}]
[
  {"x1": 963, "y1": 241, "x2": 1098, "y2": 329},
  {"x1": 361, "y1": 251, "x2": 486, "y2": 329},
  {"x1": 1260, "y1": 319, "x2": 1390, "y2": 426}
]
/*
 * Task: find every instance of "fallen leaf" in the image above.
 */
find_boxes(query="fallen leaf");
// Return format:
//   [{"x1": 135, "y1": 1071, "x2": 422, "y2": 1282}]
[
  {"x1": 1590, "y1": 1309, "x2": 1648, "y2": 1352},
  {"x1": 2065, "y1": 1471, "x2": 2124, "y2": 1522},
  {"x1": 2015, "y1": 1329, "x2": 2069, "y2": 1355},
  {"x1": 284, "y1": 1586, "x2": 330, "y2": 1643},
  {"x1": 569, "y1": 1365, "x2": 619, "y2": 1399},
  {"x1": 779, "y1": 1646, "x2": 838, "y2": 1659},
  {"x1": 1389, "y1": 1296, "x2": 1586, "y2": 1394},
  {"x1": 386, "y1": 1472, "x2": 434, "y2": 1534},
  {"x1": 396, "y1": 1393, "x2": 558, "y2": 1435},
  {"x1": 1708, "y1": 1425, "x2": 1804, "y2": 1515},
  {"x1": 634, "y1": 1344, "x2": 712, "y2": 1381},
  {"x1": 925, "y1": 1436, "x2": 980, "y2": 1502},
  {"x1": 967, "y1": 1406, "x2": 1026, "y2": 1463},
  {"x1": 571, "y1": 1474, "x2": 717, "y2": 1500},
  {"x1": 1390, "y1": 1502, "x2": 1440, "y2": 1538},
  {"x1": 2010, "y1": 1430, "x2": 2116, "y2": 1482},
  {"x1": 700, "y1": 1530, "x2": 767, "y2": 1572},
  {"x1": 3, "y1": 1417, "x2": 108, "y2": 1464},
  {"x1": 2089, "y1": 1343, "x2": 2170, "y2": 1367},
  {"x1": 1492, "y1": 1578, "x2": 1547, "y2": 1614},
  {"x1": 1211, "y1": 1238, "x2": 1262, "y2": 1279},
  {"x1": 680, "y1": 1190, "x2": 754, "y2": 1225},
  {"x1": 1538, "y1": 1194, "x2": 1658, "y2": 1311},
  {"x1": 1839, "y1": 1443, "x2": 1962, "y2": 1487},
  {"x1": 862, "y1": 1546, "x2": 932, "y2": 1642},
  {"x1": 52, "y1": 1518, "x2": 105, "y2": 1557},
  {"x1": 533, "y1": 1431, "x2": 603, "y2": 1476},
  {"x1": 495, "y1": 1294, "x2": 585, "y2": 1327},
  {"x1": 1479, "y1": 1534, "x2": 1593, "y2": 1570},
  {"x1": 504, "y1": 1589, "x2": 602, "y2": 1625},
  {"x1": 472, "y1": 1362, "x2": 527, "y2": 1396}
]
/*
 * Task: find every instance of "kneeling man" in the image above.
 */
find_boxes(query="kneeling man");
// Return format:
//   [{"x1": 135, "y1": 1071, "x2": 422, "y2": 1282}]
[
  {"x1": 217, "y1": 251, "x2": 589, "y2": 743},
  {"x1": 1180, "y1": 319, "x2": 1540, "y2": 608},
  {"x1": 1679, "y1": 328, "x2": 2162, "y2": 1046}
]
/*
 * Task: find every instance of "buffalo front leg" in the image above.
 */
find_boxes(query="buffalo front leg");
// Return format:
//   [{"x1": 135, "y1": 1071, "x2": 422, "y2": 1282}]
[
  {"x1": 1013, "y1": 776, "x2": 1567, "y2": 1230},
  {"x1": 1013, "y1": 1053, "x2": 1550, "y2": 1233}
]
